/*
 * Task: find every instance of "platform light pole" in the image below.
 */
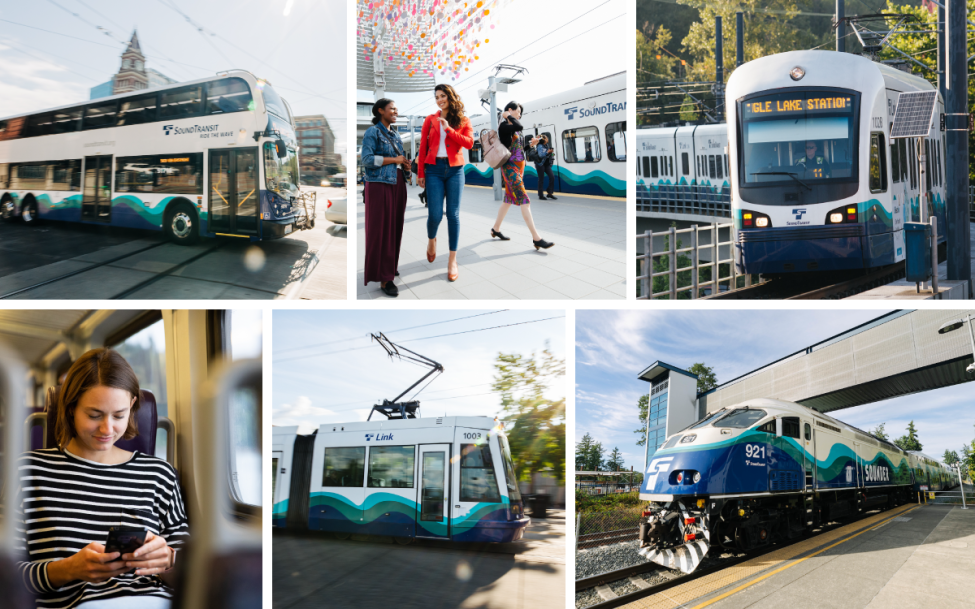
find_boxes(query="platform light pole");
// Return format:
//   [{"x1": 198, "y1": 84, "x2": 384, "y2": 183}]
[{"x1": 955, "y1": 464, "x2": 969, "y2": 509}]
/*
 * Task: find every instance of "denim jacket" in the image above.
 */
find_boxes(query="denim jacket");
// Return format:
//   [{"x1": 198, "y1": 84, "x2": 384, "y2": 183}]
[{"x1": 361, "y1": 122, "x2": 405, "y2": 185}]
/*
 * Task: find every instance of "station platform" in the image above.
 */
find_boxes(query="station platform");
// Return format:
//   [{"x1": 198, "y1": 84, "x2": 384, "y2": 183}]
[
  {"x1": 623, "y1": 503, "x2": 975, "y2": 609},
  {"x1": 850, "y1": 222, "x2": 974, "y2": 299}
]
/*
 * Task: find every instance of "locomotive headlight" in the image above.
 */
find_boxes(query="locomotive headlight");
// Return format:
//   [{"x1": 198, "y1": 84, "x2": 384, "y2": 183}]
[
  {"x1": 756, "y1": 217, "x2": 769, "y2": 227},
  {"x1": 680, "y1": 434, "x2": 697, "y2": 443},
  {"x1": 830, "y1": 213, "x2": 843, "y2": 224},
  {"x1": 693, "y1": 472, "x2": 701, "y2": 483},
  {"x1": 790, "y1": 66, "x2": 805, "y2": 81}
]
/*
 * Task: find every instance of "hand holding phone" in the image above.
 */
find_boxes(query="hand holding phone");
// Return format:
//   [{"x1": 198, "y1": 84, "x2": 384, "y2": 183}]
[{"x1": 105, "y1": 527, "x2": 147, "y2": 555}]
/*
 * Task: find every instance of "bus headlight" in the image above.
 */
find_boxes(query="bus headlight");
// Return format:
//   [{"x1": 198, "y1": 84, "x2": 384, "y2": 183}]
[{"x1": 830, "y1": 213, "x2": 843, "y2": 224}]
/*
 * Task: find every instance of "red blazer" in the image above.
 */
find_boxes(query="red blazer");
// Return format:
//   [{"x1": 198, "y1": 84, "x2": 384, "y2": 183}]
[{"x1": 417, "y1": 112, "x2": 474, "y2": 179}]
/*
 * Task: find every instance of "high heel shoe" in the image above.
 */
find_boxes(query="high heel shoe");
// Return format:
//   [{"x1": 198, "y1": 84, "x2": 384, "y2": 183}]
[
  {"x1": 491, "y1": 228, "x2": 510, "y2": 241},
  {"x1": 426, "y1": 238, "x2": 436, "y2": 263},
  {"x1": 533, "y1": 238, "x2": 554, "y2": 250}
]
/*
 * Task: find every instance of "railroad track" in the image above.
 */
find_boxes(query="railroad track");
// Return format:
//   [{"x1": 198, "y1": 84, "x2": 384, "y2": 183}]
[
  {"x1": 576, "y1": 528, "x2": 640, "y2": 550},
  {"x1": 703, "y1": 262, "x2": 907, "y2": 300}
]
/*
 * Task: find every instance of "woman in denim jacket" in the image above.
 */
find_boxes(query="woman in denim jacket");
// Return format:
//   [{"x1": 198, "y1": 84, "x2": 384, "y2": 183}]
[{"x1": 361, "y1": 98, "x2": 410, "y2": 297}]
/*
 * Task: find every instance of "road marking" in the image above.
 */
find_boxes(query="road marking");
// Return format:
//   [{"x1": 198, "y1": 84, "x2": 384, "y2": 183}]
[{"x1": 464, "y1": 184, "x2": 624, "y2": 201}]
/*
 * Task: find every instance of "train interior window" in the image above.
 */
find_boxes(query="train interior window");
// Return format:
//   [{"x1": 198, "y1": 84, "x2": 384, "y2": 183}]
[
  {"x1": 869, "y1": 133, "x2": 887, "y2": 193},
  {"x1": 650, "y1": 156, "x2": 659, "y2": 178},
  {"x1": 470, "y1": 140, "x2": 483, "y2": 163},
  {"x1": 782, "y1": 417, "x2": 801, "y2": 439},
  {"x1": 8, "y1": 160, "x2": 81, "y2": 191},
  {"x1": 323, "y1": 447, "x2": 366, "y2": 487},
  {"x1": 682, "y1": 152, "x2": 690, "y2": 175},
  {"x1": 228, "y1": 309, "x2": 263, "y2": 505},
  {"x1": 606, "y1": 121, "x2": 626, "y2": 162},
  {"x1": 561, "y1": 125, "x2": 601, "y2": 163},
  {"x1": 117, "y1": 93, "x2": 159, "y2": 126},
  {"x1": 83, "y1": 100, "x2": 119, "y2": 130},
  {"x1": 891, "y1": 137, "x2": 901, "y2": 183},
  {"x1": 367, "y1": 445, "x2": 416, "y2": 488},
  {"x1": 206, "y1": 77, "x2": 254, "y2": 114},
  {"x1": 460, "y1": 443, "x2": 501, "y2": 502},
  {"x1": 642, "y1": 156, "x2": 650, "y2": 178},
  {"x1": 115, "y1": 153, "x2": 204, "y2": 195},
  {"x1": 924, "y1": 139, "x2": 932, "y2": 192},
  {"x1": 111, "y1": 314, "x2": 169, "y2": 459},
  {"x1": 160, "y1": 85, "x2": 204, "y2": 119}
]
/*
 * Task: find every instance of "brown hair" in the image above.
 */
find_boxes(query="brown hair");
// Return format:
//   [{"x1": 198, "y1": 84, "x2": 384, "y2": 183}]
[
  {"x1": 434, "y1": 84, "x2": 466, "y2": 129},
  {"x1": 538, "y1": 135, "x2": 548, "y2": 145},
  {"x1": 52, "y1": 348, "x2": 141, "y2": 449}
]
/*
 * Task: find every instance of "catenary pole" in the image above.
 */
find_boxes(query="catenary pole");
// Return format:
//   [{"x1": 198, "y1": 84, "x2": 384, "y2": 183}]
[
  {"x1": 736, "y1": 12, "x2": 744, "y2": 67},
  {"x1": 946, "y1": 0, "x2": 972, "y2": 297},
  {"x1": 715, "y1": 16, "x2": 723, "y2": 121},
  {"x1": 836, "y1": 0, "x2": 846, "y2": 53}
]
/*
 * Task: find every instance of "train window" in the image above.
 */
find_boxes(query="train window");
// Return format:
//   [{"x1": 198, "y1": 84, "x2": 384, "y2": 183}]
[
  {"x1": 228, "y1": 310, "x2": 263, "y2": 506},
  {"x1": 899, "y1": 139, "x2": 909, "y2": 184},
  {"x1": 323, "y1": 447, "x2": 365, "y2": 487},
  {"x1": 924, "y1": 139, "x2": 932, "y2": 192},
  {"x1": 708, "y1": 155, "x2": 716, "y2": 179},
  {"x1": 650, "y1": 156, "x2": 659, "y2": 178},
  {"x1": 804, "y1": 423, "x2": 811, "y2": 441},
  {"x1": 909, "y1": 141, "x2": 917, "y2": 189},
  {"x1": 636, "y1": 156, "x2": 641, "y2": 176},
  {"x1": 605, "y1": 121, "x2": 626, "y2": 162},
  {"x1": 682, "y1": 152, "x2": 690, "y2": 175},
  {"x1": 272, "y1": 457, "x2": 279, "y2": 500},
  {"x1": 757, "y1": 421, "x2": 776, "y2": 433},
  {"x1": 115, "y1": 153, "x2": 204, "y2": 195},
  {"x1": 869, "y1": 133, "x2": 887, "y2": 193},
  {"x1": 460, "y1": 443, "x2": 501, "y2": 502},
  {"x1": 782, "y1": 417, "x2": 800, "y2": 438},
  {"x1": 668, "y1": 156, "x2": 673, "y2": 176},
  {"x1": 891, "y1": 138, "x2": 901, "y2": 183},
  {"x1": 9, "y1": 160, "x2": 81, "y2": 192},
  {"x1": 715, "y1": 155, "x2": 723, "y2": 180},
  {"x1": 367, "y1": 445, "x2": 416, "y2": 488},
  {"x1": 470, "y1": 140, "x2": 483, "y2": 163},
  {"x1": 498, "y1": 435, "x2": 523, "y2": 501},
  {"x1": 117, "y1": 93, "x2": 159, "y2": 126},
  {"x1": 206, "y1": 77, "x2": 254, "y2": 114},
  {"x1": 111, "y1": 315, "x2": 169, "y2": 460},
  {"x1": 715, "y1": 408, "x2": 767, "y2": 428},
  {"x1": 690, "y1": 409, "x2": 727, "y2": 429},
  {"x1": 642, "y1": 156, "x2": 650, "y2": 178},
  {"x1": 561, "y1": 126, "x2": 601, "y2": 163}
]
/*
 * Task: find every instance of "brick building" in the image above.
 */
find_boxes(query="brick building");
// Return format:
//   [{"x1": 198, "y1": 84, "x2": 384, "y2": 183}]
[{"x1": 294, "y1": 114, "x2": 340, "y2": 185}]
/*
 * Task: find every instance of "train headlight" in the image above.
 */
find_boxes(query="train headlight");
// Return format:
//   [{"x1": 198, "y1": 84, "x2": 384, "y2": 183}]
[
  {"x1": 827, "y1": 205, "x2": 858, "y2": 224},
  {"x1": 693, "y1": 472, "x2": 701, "y2": 483},
  {"x1": 790, "y1": 66, "x2": 805, "y2": 81},
  {"x1": 680, "y1": 434, "x2": 697, "y2": 443},
  {"x1": 741, "y1": 210, "x2": 771, "y2": 229},
  {"x1": 830, "y1": 213, "x2": 843, "y2": 224},
  {"x1": 676, "y1": 472, "x2": 684, "y2": 484}
]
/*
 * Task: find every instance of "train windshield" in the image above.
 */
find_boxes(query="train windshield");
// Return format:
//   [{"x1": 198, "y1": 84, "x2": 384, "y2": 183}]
[
  {"x1": 498, "y1": 434, "x2": 522, "y2": 502},
  {"x1": 689, "y1": 409, "x2": 727, "y2": 430},
  {"x1": 714, "y1": 408, "x2": 767, "y2": 428},
  {"x1": 738, "y1": 89, "x2": 858, "y2": 197}
]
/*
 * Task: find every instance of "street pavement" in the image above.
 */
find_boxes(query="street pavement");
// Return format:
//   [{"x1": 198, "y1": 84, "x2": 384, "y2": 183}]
[{"x1": 356, "y1": 184, "x2": 626, "y2": 300}]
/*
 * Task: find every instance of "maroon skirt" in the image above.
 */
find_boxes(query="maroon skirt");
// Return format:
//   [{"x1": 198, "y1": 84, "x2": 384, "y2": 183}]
[{"x1": 363, "y1": 170, "x2": 407, "y2": 285}]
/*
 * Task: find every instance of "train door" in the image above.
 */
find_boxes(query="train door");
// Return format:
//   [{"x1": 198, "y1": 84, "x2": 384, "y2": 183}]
[
  {"x1": 538, "y1": 125, "x2": 560, "y2": 193},
  {"x1": 416, "y1": 444, "x2": 450, "y2": 539},
  {"x1": 208, "y1": 148, "x2": 259, "y2": 236},
  {"x1": 453, "y1": 428, "x2": 503, "y2": 541},
  {"x1": 854, "y1": 441, "x2": 863, "y2": 489},
  {"x1": 82, "y1": 155, "x2": 113, "y2": 222},
  {"x1": 800, "y1": 420, "x2": 815, "y2": 491}
]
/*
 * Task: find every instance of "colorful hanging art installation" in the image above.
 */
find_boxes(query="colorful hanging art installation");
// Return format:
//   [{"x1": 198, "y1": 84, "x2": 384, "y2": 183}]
[{"x1": 356, "y1": 0, "x2": 514, "y2": 80}]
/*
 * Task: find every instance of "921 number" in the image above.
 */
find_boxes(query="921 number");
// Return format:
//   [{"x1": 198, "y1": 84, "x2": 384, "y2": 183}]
[{"x1": 745, "y1": 444, "x2": 766, "y2": 459}]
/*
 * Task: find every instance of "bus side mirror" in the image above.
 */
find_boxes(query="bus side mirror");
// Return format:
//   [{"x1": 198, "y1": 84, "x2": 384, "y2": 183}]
[{"x1": 275, "y1": 139, "x2": 287, "y2": 159}]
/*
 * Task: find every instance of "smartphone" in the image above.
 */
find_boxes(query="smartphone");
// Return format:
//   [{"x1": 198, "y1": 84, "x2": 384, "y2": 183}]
[{"x1": 104, "y1": 527, "x2": 147, "y2": 556}]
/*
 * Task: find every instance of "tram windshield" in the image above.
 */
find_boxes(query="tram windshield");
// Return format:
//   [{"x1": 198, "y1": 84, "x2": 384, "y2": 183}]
[
  {"x1": 498, "y1": 434, "x2": 523, "y2": 502},
  {"x1": 739, "y1": 90, "x2": 858, "y2": 193}
]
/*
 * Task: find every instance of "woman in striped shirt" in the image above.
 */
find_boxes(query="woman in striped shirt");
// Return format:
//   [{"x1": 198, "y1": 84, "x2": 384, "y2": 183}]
[{"x1": 14, "y1": 348, "x2": 189, "y2": 609}]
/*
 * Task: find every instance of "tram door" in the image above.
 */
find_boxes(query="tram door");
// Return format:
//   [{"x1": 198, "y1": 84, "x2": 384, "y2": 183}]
[
  {"x1": 208, "y1": 148, "x2": 259, "y2": 235},
  {"x1": 538, "y1": 125, "x2": 560, "y2": 193},
  {"x1": 82, "y1": 156, "x2": 113, "y2": 222},
  {"x1": 417, "y1": 444, "x2": 450, "y2": 539}
]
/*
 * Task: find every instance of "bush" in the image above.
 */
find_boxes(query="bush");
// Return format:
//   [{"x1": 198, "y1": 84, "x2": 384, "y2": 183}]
[{"x1": 576, "y1": 491, "x2": 643, "y2": 514}]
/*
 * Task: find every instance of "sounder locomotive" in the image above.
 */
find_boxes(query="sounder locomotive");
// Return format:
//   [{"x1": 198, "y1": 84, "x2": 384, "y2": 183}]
[{"x1": 637, "y1": 398, "x2": 953, "y2": 573}]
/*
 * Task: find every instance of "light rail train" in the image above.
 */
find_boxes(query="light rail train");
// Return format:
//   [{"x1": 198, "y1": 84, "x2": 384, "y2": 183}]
[
  {"x1": 273, "y1": 415, "x2": 531, "y2": 543},
  {"x1": 636, "y1": 124, "x2": 730, "y2": 195},
  {"x1": 637, "y1": 398, "x2": 954, "y2": 573},
  {"x1": 464, "y1": 72, "x2": 626, "y2": 198}
]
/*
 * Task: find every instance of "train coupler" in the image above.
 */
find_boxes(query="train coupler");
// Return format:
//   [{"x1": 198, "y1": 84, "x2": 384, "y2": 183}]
[{"x1": 637, "y1": 502, "x2": 711, "y2": 573}]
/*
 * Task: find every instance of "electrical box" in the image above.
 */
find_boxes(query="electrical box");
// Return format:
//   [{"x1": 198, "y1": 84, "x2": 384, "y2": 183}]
[{"x1": 904, "y1": 222, "x2": 932, "y2": 282}]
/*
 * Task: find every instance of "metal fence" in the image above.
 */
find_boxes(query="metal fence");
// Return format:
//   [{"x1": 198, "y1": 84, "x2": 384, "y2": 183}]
[
  {"x1": 635, "y1": 223, "x2": 763, "y2": 299},
  {"x1": 636, "y1": 185, "x2": 732, "y2": 219},
  {"x1": 576, "y1": 496, "x2": 644, "y2": 551},
  {"x1": 969, "y1": 187, "x2": 975, "y2": 221}
]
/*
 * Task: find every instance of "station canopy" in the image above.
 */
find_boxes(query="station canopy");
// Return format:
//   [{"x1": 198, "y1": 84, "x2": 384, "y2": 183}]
[{"x1": 355, "y1": 0, "x2": 513, "y2": 93}]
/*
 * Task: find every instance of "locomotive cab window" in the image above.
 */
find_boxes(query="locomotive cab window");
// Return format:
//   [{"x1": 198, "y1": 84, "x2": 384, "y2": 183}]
[
  {"x1": 804, "y1": 423, "x2": 812, "y2": 441},
  {"x1": 323, "y1": 447, "x2": 365, "y2": 487},
  {"x1": 869, "y1": 133, "x2": 887, "y2": 193},
  {"x1": 689, "y1": 409, "x2": 727, "y2": 430},
  {"x1": 781, "y1": 417, "x2": 800, "y2": 439},
  {"x1": 715, "y1": 408, "x2": 767, "y2": 428}
]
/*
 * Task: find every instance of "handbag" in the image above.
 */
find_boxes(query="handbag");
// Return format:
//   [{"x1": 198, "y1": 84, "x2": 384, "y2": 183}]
[
  {"x1": 377, "y1": 125, "x2": 411, "y2": 180},
  {"x1": 480, "y1": 128, "x2": 511, "y2": 169}
]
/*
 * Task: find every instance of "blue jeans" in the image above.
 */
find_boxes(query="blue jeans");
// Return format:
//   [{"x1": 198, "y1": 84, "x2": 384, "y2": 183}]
[{"x1": 425, "y1": 158, "x2": 464, "y2": 251}]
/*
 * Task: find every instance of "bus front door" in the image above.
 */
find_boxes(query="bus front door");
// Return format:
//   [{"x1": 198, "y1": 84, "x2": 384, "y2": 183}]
[
  {"x1": 417, "y1": 444, "x2": 450, "y2": 539},
  {"x1": 82, "y1": 156, "x2": 113, "y2": 222},
  {"x1": 209, "y1": 148, "x2": 259, "y2": 236}
]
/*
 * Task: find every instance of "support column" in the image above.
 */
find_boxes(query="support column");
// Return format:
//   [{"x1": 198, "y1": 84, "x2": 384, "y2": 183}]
[
  {"x1": 946, "y1": 0, "x2": 972, "y2": 296},
  {"x1": 489, "y1": 75, "x2": 502, "y2": 201},
  {"x1": 715, "y1": 16, "x2": 724, "y2": 121},
  {"x1": 736, "y1": 12, "x2": 744, "y2": 67},
  {"x1": 836, "y1": 0, "x2": 846, "y2": 53}
]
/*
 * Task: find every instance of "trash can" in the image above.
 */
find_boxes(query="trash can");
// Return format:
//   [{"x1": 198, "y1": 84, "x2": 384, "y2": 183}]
[
  {"x1": 904, "y1": 222, "x2": 932, "y2": 283},
  {"x1": 530, "y1": 494, "x2": 549, "y2": 519}
]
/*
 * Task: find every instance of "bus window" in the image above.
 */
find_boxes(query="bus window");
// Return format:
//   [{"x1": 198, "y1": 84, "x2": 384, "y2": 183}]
[
  {"x1": 206, "y1": 77, "x2": 254, "y2": 115},
  {"x1": 160, "y1": 85, "x2": 203, "y2": 119},
  {"x1": 117, "y1": 93, "x2": 159, "y2": 126},
  {"x1": 561, "y1": 126, "x2": 601, "y2": 163},
  {"x1": 26, "y1": 108, "x2": 81, "y2": 136},
  {"x1": 606, "y1": 121, "x2": 626, "y2": 162},
  {"x1": 83, "y1": 100, "x2": 119, "y2": 130},
  {"x1": 323, "y1": 447, "x2": 365, "y2": 487},
  {"x1": 115, "y1": 153, "x2": 204, "y2": 194},
  {"x1": 460, "y1": 443, "x2": 501, "y2": 502},
  {"x1": 367, "y1": 446, "x2": 416, "y2": 488},
  {"x1": 9, "y1": 160, "x2": 80, "y2": 191}
]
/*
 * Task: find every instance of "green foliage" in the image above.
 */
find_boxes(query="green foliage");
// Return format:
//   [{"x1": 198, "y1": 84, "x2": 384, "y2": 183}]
[
  {"x1": 635, "y1": 394, "x2": 649, "y2": 446},
  {"x1": 607, "y1": 447, "x2": 625, "y2": 471},
  {"x1": 894, "y1": 420, "x2": 923, "y2": 451},
  {"x1": 576, "y1": 490, "x2": 643, "y2": 514},
  {"x1": 493, "y1": 346, "x2": 565, "y2": 492},
  {"x1": 576, "y1": 432, "x2": 606, "y2": 471},
  {"x1": 943, "y1": 449, "x2": 960, "y2": 465},
  {"x1": 871, "y1": 422, "x2": 889, "y2": 441},
  {"x1": 688, "y1": 362, "x2": 718, "y2": 393}
]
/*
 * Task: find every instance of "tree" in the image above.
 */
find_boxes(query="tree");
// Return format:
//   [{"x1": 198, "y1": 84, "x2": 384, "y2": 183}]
[
  {"x1": 493, "y1": 346, "x2": 565, "y2": 494},
  {"x1": 575, "y1": 433, "x2": 605, "y2": 471},
  {"x1": 635, "y1": 394, "x2": 650, "y2": 446},
  {"x1": 679, "y1": 94, "x2": 700, "y2": 123},
  {"x1": 894, "y1": 420, "x2": 923, "y2": 451},
  {"x1": 607, "y1": 447, "x2": 625, "y2": 472},
  {"x1": 871, "y1": 422, "x2": 889, "y2": 441},
  {"x1": 688, "y1": 362, "x2": 718, "y2": 393},
  {"x1": 943, "y1": 449, "x2": 960, "y2": 465}
]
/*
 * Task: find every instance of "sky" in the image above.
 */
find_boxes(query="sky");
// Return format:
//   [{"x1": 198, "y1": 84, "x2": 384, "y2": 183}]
[
  {"x1": 576, "y1": 309, "x2": 975, "y2": 472},
  {"x1": 0, "y1": 0, "x2": 346, "y2": 160},
  {"x1": 355, "y1": 0, "x2": 628, "y2": 119},
  {"x1": 273, "y1": 309, "x2": 565, "y2": 434}
]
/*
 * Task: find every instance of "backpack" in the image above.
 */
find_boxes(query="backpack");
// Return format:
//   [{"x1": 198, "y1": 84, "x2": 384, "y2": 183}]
[{"x1": 480, "y1": 129, "x2": 511, "y2": 169}]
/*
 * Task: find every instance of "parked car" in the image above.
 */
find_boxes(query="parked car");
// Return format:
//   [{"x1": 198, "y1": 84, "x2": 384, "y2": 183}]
[{"x1": 324, "y1": 197, "x2": 347, "y2": 225}]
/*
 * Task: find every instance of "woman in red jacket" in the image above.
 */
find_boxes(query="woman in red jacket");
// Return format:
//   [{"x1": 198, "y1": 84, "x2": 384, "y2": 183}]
[{"x1": 417, "y1": 84, "x2": 473, "y2": 282}]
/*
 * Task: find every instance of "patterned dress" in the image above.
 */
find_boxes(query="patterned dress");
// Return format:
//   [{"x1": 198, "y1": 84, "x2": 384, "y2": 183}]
[{"x1": 502, "y1": 131, "x2": 531, "y2": 206}]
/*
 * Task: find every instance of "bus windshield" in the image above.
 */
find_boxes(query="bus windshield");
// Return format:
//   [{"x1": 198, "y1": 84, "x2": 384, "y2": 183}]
[
  {"x1": 498, "y1": 434, "x2": 522, "y2": 502},
  {"x1": 263, "y1": 143, "x2": 299, "y2": 198},
  {"x1": 739, "y1": 89, "x2": 858, "y2": 192},
  {"x1": 260, "y1": 83, "x2": 291, "y2": 122}
]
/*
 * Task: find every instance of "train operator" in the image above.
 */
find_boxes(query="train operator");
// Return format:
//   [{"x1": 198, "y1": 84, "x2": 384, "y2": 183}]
[{"x1": 794, "y1": 140, "x2": 831, "y2": 178}]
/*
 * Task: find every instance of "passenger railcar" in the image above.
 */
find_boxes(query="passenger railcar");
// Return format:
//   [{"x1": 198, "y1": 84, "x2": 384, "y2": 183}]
[
  {"x1": 465, "y1": 72, "x2": 626, "y2": 198},
  {"x1": 727, "y1": 51, "x2": 946, "y2": 275},
  {"x1": 273, "y1": 416, "x2": 530, "y2": 543},
  {"x1": 637, "y1": 398, "x2": 953, "y2": 573},
  {"x1": 636, "y1": 124, "x2": 730, "y2": 194}
]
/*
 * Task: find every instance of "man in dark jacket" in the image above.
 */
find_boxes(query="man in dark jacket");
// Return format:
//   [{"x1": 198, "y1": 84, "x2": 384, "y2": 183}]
[{"x1": 533, "y1": 135, "x2": 557, "y2": 200}]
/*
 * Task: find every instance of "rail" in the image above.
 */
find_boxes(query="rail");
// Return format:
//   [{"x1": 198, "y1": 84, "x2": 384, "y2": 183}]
[
  {"x1": 636, "y1": 183, "x2": 732, "y2": 219},
  {"x1": 636, "y1": 223, "x2": 763, "y2": 299}
]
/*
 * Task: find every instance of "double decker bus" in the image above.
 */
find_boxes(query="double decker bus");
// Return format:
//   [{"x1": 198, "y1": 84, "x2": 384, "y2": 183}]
[{"x1": 0, "y1": 70, "x2": 315, "y2": 244}]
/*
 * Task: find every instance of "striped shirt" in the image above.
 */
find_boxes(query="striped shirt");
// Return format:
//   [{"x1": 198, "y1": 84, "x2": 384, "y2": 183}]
[{"x1": 13, "y1": 448, "x2": 189, "y2": 609}]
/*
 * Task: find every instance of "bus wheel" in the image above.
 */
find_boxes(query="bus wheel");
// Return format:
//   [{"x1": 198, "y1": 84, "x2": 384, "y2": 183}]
[
  {"x1": 0, "y1": 196, "x2": 14, "y2": 221},
  {"x1": 166, "y1": 202, "x2": 199, "y2": 245},
  {"x1": 21, "y1": 198, "x2": 38, "y2": 224},
  {"x1": 394, "y1": 536, "x2": 414, "y2": 546}
]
